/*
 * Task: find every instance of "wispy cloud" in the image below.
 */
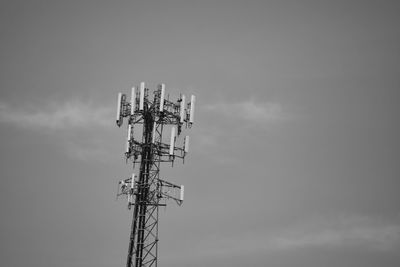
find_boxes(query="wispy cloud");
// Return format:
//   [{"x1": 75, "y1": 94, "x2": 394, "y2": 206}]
[
  {"x1": 193, "y1": 99, "x2": 286, "y2": 162},
  {"x1": 170, "y1": 214, "x2": 400, "y2": 262},
  {"x1": 272, "y1": 215, "x2": 400, "y2": 251},
  {"x1": 203, "y1": 99, "x2": 284, "y2": 122},
  {"x1": 0, "y1": 100, "x2": 113, "y2": 130},
  {"x1": 64, "y1": 140, "x2": 116, "y2": 162},
  {"x1": 0, "y1": 100, "x2": 116, "y2": 162}
]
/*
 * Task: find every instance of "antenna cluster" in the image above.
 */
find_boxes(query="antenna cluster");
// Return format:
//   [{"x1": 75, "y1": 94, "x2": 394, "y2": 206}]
[
  {"x1": 114, "y1": 82, "x2": 195, "y2": 267},
  {"x1": 116, "y1": 82, "x2": 195, "y2": 164}
]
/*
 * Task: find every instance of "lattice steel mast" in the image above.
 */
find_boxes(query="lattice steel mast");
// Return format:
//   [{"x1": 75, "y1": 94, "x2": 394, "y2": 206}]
[{"x1": 115, "y1": 83, "x2": 195, "y2": 267}]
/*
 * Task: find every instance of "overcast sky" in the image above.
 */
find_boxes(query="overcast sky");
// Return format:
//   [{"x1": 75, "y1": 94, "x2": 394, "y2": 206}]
[{"x1": 1, "y1": 1, "x2": 400, "y2": 267}]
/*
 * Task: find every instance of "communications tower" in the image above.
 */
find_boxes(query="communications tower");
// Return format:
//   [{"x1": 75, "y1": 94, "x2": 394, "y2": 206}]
[{"x1": 115, "y1": 82, "x2": 195, "y2": 267}]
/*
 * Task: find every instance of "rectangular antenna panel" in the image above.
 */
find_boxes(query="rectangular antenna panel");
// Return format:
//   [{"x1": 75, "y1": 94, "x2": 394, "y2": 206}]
[
  {"x1": 189, "y1": 95, "x2": 196, "y2": 124},
  {"x1": 116, "y1": 92, "x2": 122, "y2": 126},
  {"x1": 151, "y1": 122, "x2": 156, "y2": 144},
  {"x1": 159, "y1": 84, "x2": 165, "y2": 112},
  {"x1": 180, "y1": 94, "x2": 186, "y2": 123},
  {"x1": 127, "y1": 124, "x2": 132, "y2": 141},
  {"x1": 125, "y1": 138, "x2": 130, "y2": 153},
  {"x1": 180, "y1": 185, "x2": 184, "y2": 201},
  {"x1": 131, "y1": 173, "x2": 135, "y2": 189},
  {"x1": 184, "y1": 136, "x2": 190, "y2": 153},
  {"x1": 130, "y1": 87, "x2": 136, "y2": 115},
  {"x1": 169, "y1": 127, "x2": 176, "y2": 155},
  {"x1": 128, "y1": 195, "x2": 131, "y2": 205},
  {"x1": 139, "y1": 82, "x2": 145, "y2": 111}
]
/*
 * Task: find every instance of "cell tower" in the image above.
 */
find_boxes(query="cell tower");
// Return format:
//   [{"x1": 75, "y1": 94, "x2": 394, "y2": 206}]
[{"x1": 115, "y1": 82, "x2": 195, "y2": 267}]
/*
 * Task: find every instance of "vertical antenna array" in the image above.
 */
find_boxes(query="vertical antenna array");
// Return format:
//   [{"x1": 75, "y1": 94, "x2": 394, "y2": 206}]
[{"x1": 115, "y1": 82, "x2": 195, "y2": 267}]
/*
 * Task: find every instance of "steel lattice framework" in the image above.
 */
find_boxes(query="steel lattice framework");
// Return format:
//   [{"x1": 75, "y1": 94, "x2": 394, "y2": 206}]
[{"x1": 115, "y1": 83, "x2": 195, "y2": 267}]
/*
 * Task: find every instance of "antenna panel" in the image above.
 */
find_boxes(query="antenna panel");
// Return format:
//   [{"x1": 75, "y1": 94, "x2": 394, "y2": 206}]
[
  {"x1": 169, "y1": 127, "x2": 176, "y2": 155},
  {"x1": 130, "y1": 87, "x2": 136, "y2": 115},
  {"x1": 180, "y1": 94, "x2": 186, "y2": 123},
  {"x1": 152, "y1": 122, "x2": 156, "y2": 144},
  {"x1": 139, "y1": 82, "x2": 145, "y2": 111},
  {"x1": 127, "y1": 124, "x2": 132, "y2": 141},
  {"x1": 131, "y1": 173, "x2": 136, "y2": 189},
  {"x1": 159, "y1": 84, "x2": 165, "y2": 112},
  {"x1": 116, "y1": 92, "x2": 122, "y2": 126},
  {"x1": 184, "y1": 136, "x2": 190, "y2": 153},
  {"x1": 125, "y1": 138, "x2": 130, "y2": 154},
  {"x1": 180, "y1": 185, "x2": 184, "y2": 201},
  {"x1": 189, "y1": 95, "x2": 196, "y2": 124}
]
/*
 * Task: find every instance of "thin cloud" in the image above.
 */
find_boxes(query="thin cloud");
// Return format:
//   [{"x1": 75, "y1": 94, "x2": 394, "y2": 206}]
[
  {"x1": 0, "y1": 100, "x2": 116, "y2": 162},
  {"x1": 271, "y1": 215, "x2": 400, "y2": 251},
  {"x1": 203, "y1": 99, "x2": 284, "y2": 122},
  {"x1": 195, "y1": 99, "x2": 286, "y2": 162},
  {"x1": 169, "y1": 214, "x2": 400, "y2": 262},
  {"x1": 0, "y1": 100, "x2": 113, "y2": 130},
  {"x1": 65, "y1": 140, "x2": 115, "y2": 162}
]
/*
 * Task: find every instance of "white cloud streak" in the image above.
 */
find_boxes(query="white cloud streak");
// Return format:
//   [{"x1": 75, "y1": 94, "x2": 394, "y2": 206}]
[
  {"x1": 265, "y1": 215, "x2": 400, "y2": 252},
  {"x1": 0, "y1": 100, "x2": 116, "y2": 161},
  {"x1": 203, "y1": 99, "x2": 284, "y2": 122},
  {"x1": 272, "y1": 217, "x2": 400, "y2": 251},
  {"x1": 64, "y1": 140, "x2": 115, "y2": 162},
  {"x1": 170, "y1": 214, "x2": 400, "y2": 262},
  {"x1": 0, "y1": 101, "x2": 113, "y2": 130}
]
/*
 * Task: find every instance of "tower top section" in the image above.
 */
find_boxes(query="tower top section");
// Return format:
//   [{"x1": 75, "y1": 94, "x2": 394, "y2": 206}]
[
  {"x1": 116, "y1": 82, "x2": 196, "y2": 129},
  {"x1": 116, "y1": 82, "x2": 196, "y2": 164}
]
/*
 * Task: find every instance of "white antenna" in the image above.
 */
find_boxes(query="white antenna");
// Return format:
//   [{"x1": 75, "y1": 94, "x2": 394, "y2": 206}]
[
  {"x1": 139, "y1": 82, "x2": 145, "y2": 111},
  {"x1": 180, "y1": 185, "x2": 184, "y2": 201},
  {"x1": 184, "y1": 136, "x2": 190, "y2": 153},
  {"x1": 127, "y1": 124, "x2": 132, "y2": 141},
  {"x1": 130, "y1": 87, "x2": 136, "y2": 115},
  {"x1": 189, "y1": 95, "x2": 196, "y2": 124},
  {"x1": 125, "y1": 138, "x2": 130, "y2": 154},
  {"x1": 180, "y1": 94, "x2": 186, "y2": 123},
  {"x1": 131, "y1": 173, "x2": 136, "y2": 189},
  {"x1": 159, "y1": 84, "x2": 165, "y2": 112},
  {"x1": 152, "y1": 122, "x2": 156, "y2": 144},
  {"x1": 116, "y1": 92, "x2": 122, "y2": 126},
  {"x1": 169, "y1": 127, "x2": 176, "y2": 156},
  {"x1": 127, "y1": 188, "x2": 131, "y2": 205},
  {"x1": 128, "y1": 173, "x2": 135, "y2": 206}
]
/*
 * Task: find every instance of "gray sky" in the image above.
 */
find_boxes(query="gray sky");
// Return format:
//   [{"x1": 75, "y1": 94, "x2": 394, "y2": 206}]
[{"x1": 1, "y1": 0, "x2": 399, "y2": 266}]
